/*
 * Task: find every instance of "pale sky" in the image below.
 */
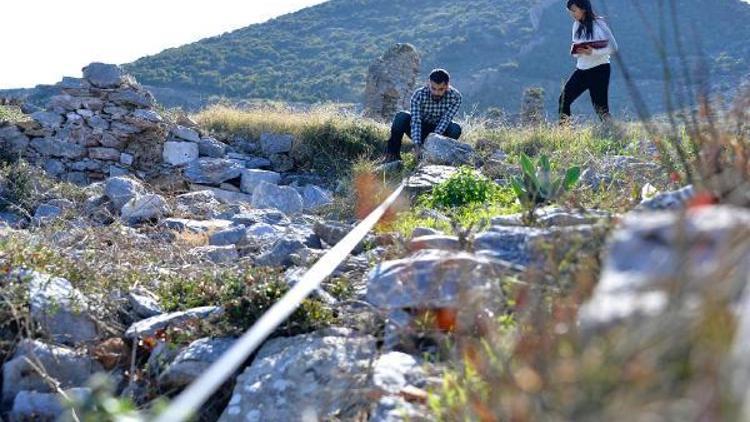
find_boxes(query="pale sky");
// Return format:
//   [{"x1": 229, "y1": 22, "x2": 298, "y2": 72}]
[{"x1": 0, "y1": 0, "x2": 328, "y2": 89}]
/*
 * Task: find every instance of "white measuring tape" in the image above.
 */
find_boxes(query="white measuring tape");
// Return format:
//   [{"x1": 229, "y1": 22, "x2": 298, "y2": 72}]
[{"x1": 153, "y1": 180, "x2": 406, "y2": 422}]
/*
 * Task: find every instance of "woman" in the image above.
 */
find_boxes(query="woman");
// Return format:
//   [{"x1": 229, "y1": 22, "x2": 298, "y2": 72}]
[{"x1": 559, "y1": 0, "x2": 618, "y2": 123}]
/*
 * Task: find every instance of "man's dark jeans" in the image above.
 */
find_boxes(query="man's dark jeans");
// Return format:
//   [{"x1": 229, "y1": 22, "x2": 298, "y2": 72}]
[{"x1": 386, "y1": 111, "x2": 462, "y2": 157}]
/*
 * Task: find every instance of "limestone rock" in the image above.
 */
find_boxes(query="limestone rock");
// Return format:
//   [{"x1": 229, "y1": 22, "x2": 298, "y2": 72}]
[
  {"x1": 363, "y1": 43, "x2": 420, "y2": 121},
  {"x1": 2, "y1": 339, "x2": 102, "y2": 407},
  {"x1": 82, "y1": 62, "x2": 129, "y2": 88},
  {"x1": 163, "y1": 141, "x2": 199, "y2": 166},
  {"x1": 251, "y1": 182, "x2": 304, "y2": 215},
  {"x1": 124, "y1": 306, "x2": 223, "y2": 339},
  {"x1": 240, "y1": 169, "x2": 281, "y2": 194},
  {"x1": 219, "y1": 328, "x2": 376, "y2": 421},
  {"x1": 184, "y1": 158, "x2": 243, "y2": 185},
  {"x1": 422, "y1": 134, "x2": 477, "y2": 166}
]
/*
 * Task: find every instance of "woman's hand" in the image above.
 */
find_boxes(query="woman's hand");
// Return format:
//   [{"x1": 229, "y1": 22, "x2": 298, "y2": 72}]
[{"x1": 580, "y1": 45, "x2": 594, "y2": 56}]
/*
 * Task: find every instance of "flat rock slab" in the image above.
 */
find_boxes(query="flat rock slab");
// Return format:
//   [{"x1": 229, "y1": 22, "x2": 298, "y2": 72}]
[
  {"x1": 189, "y1": 184, "x2": 253, "y2": 205},
  {"x1": 405, "y1": 165, "x2": 458, "y2": 194},
  {"x1": 366, "y1": 249, "x2": 514, "y2": 310},
  {"x1": 124, "y1": 306, "x2": 223, "y2": 339},
  {"x1": 161, "y1": 218, "x2": 233, "y2": 233}
]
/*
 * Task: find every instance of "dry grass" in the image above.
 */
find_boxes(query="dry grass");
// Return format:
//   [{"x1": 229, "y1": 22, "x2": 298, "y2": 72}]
[{"x1": 195, "y1": 104, "x2": 390, "y2": 177}]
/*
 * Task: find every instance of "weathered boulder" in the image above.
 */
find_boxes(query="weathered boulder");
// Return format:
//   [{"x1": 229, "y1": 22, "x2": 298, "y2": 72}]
[
  {"x1": 408, "y1": 235, "x2": 461, "y2": 252},
  {"x1": 24, "y1": 270, "x2": 99, "y2": 345},
  {"x1": 190, "y1": 245, "x2": 240, "y2": 264},
  {"x1": 259, "y1": 132, "x2": 294, "y2": 155},
  {"x1": 254, "y1": 239, "x2": 308, "y2": 268},
  {"x1": 251, "y1": 182, "x2": 304, "y2": 215},
  {"x1": 159, "y1": 337, "x2": 236, "y2": 389},
  {"x1": 579, "y1": 206, "x2": 750, "y2": 335},
  {"x1": 239, "y1": 169, "x2": 281, "y2": 194},
  {"x1": 174, "y1": 190, "x2": 223, "y2": 219},
  {"x1": 104, "y1": 176, "x2": 145, "y2": 211},
  {"x1": 637, "y1": 185, "x2": 695, "y2": 211},
  {"x1": 404, "y1": 165, "x2": 458, "y2": 194},
  {"x1": 198, "y1": 137, "x2": 227, "y2": 158},
  {"x1": 30, "y1": 138, "x2": 86, "y2": 159},
  {"x1": 366, "y1": 249, "x2": 513, "y2": 310},
  {"x1": 171, "y1": 125, "x2": 201, "y2": 143},
  {"x1": 363, "y1": 43, "x2": 420, "y2": 121},
  {"x1": 163, "y1": 141, "x2": 199, "y2": 166},
  {"x1": 10, "y1": 388, "x2": 91, "y2": 421},
  {"x1": 219, "y1": 328, "x2": 376, "y2": 421},
  {"x1": 121, "y1": 194, "x2": 170, "y2": 223},
  {"x1": 128, "y1": 287, "x2": 163, "y2": 320},
  {"x1": 422, "y1": 134, "x2": 476, "y2": 166},
  {"x1": 82, "y1": 62, "x2": 129, "y2": 88},
  {"x1": 300, "y1": 185, "x2": 334, "y2": 211},
  {"x1": 0, "y1": 125, "x2": 30, "y2": 156},
  {"x1": 2, "y1": 339, "x2": 102, "y2": 407},
  {"x1": 184, "y1": 158, "x2": 244, "y2": 185}
]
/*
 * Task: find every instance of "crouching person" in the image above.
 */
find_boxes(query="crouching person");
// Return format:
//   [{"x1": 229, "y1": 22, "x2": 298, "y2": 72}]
[{"x1": 383, "y1": 68, "x2": 462, "y2": 162}]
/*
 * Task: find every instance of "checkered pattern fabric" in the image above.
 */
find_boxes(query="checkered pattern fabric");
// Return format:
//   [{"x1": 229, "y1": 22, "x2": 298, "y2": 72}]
[{"x1": 409, "y1": 86, "x2": 462, "y2": 144}]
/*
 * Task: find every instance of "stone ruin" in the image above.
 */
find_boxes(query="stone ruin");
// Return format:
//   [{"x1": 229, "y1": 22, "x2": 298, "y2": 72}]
[
  {"x1": 0, "y1": 63, "x2": 310, "y2": 204},
  {"x1": 0, "y1": 63, "x2": 170, "y2": 185},
  {"x1": 363, "y1": 43, "x2": 420, "y2": 122}
]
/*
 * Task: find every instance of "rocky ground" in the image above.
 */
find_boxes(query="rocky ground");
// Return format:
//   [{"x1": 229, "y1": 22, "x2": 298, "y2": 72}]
[{"x1": 1, "y1": 64, "x2": 748, "y2": 421}]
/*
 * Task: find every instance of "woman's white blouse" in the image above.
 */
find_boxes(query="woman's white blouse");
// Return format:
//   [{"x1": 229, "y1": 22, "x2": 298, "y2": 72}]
[{"x1": 572, "y1": 19, "x2": 619, "y2": 70}]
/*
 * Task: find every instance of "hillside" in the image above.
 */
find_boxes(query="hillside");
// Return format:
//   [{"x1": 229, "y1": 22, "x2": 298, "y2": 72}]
[
  {"x1": 2, "y1": 60, "x2": 750, "y2": 419},
  {"x1": 122, "y1": 0, "x2": 750, "y2": 115}
]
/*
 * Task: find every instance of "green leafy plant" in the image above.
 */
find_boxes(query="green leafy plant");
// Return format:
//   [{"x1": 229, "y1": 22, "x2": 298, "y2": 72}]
[
  {"x1": 428, "y1": 167, "x2": 501, "y2": 209},
  {"x1": 510, "y1": 153, "x2": 580, "y2": 222}
]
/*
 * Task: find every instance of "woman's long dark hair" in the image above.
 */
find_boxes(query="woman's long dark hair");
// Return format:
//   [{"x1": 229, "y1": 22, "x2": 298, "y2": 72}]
[{"x1": 567, "y1": 0, "x2": 599, "y2": 39}]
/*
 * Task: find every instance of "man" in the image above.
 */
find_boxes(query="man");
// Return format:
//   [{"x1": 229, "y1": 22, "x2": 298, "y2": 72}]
[{"x1": 384, "y1": 68, "x2": 463, "y2": 162}]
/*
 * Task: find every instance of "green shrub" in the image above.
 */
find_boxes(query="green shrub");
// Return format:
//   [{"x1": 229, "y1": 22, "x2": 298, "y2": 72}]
[
  {"x1": 0, "y1": 106, "x2": 27, "y2": 124},
  {"x1": 428, "y1": 167, "x2": 501, "y2": 209},
  {"x1": 0, "y1": 160, "x2": 36, "y2": 213},
  {"x1": 382, "y1": 168, "x2": 521, "y2": 237},
  {"x1": 294, "y1": 118, "x2": 385, "y2": 173}
]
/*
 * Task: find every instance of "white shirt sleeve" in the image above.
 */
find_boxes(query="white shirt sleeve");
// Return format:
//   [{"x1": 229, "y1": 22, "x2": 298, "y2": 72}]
[{"x1": 591, "y1": 20, "x2": 618, "y2": 56}]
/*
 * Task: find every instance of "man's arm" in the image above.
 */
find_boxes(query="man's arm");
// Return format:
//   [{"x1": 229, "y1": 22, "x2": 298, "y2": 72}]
[
  {"x1": 410, "y1": 89, "x2": 423, "y2": 144},
  {"x1": 434, "y1": 92, "x2": 462, "y2": 135}
]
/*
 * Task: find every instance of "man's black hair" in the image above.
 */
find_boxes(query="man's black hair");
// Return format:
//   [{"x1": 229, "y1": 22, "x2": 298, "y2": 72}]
[{"x1": 429, "y1": 69, "x2": 450, "y2": 85}]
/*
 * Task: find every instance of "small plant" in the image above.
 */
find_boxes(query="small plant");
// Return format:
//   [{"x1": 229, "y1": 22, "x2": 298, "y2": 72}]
[
  {"x1": 221, "y1": 274, "x2": 336, "y2": 336},
  {"x1": 0, "y1": 105, "x2": 27, "y2": 125},
  {"x1": 510, "y1": 153, "x2": 580, "y2": 215},
  {"x1": 428, "y1": 167, "x2": 501, "y2": 209},
  {"x1": 520, "y1": 87, "x2": 546, "y2": 126},
  {"x1": 0, "y1": 160, "x2": 37, "y2": 214},
  {"x1": 157, "y1": 267, "x2": 336, "y2": 337}
]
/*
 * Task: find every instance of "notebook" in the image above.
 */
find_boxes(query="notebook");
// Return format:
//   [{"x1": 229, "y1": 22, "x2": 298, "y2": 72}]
[{"x1": 570, "y1": 40, "x2": 609, "y2": 55}]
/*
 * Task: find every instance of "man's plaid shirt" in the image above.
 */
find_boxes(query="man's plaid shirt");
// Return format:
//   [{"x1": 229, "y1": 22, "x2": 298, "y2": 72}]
[{"x1": 409, "y1": 85, "x2": 462, "y2": 144}]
